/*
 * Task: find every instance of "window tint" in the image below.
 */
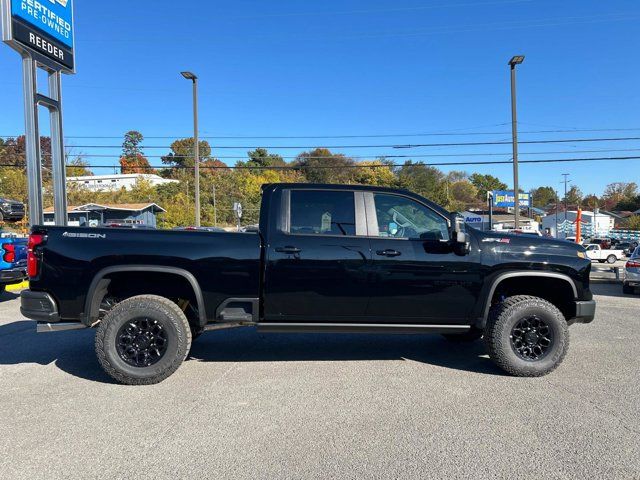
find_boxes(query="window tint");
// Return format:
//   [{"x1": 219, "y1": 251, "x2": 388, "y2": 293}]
[
  {"x1": 373, "y1": 194, "x2": 449, "y2": 241},
  {"x1": 289, "y1": 190, "x2": 356, "y2": 236}
]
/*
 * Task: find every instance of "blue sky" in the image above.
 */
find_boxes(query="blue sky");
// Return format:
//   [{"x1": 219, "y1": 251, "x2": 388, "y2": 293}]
[{"x1": 1, "y1": 0, "x2": 639, "y2": 196}]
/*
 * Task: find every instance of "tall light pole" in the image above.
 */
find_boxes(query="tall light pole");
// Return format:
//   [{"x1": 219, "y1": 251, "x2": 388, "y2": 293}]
[
  {"x1": 509, "y1": 55, "x2": 525, "y2": 229},
  {"x1": 181, "y1": 71, "x2": 200, "y2": 227}
]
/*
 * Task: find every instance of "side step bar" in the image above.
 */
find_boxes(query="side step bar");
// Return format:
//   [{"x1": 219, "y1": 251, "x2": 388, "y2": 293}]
[
  {"x1": 255, "y1": 323, "x2": 471, "y2": 334},
  {"x1": 37, "y1": 322, "x2": 88, "y2": 333}
]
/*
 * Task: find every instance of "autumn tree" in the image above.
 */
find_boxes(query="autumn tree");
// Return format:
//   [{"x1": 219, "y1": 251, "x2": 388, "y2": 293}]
[
  {"x1": 582, "y1": 194, "x2": 600, "y2": 210},
  {"x1": 352, "y1": 159, "x2": 396, "y2": 186},
  {"x1": 119, "y1": 130, "x2": 153, "y2": 174},
  {"x1": 397, "y1": 161, "x2": 448, "y2": 206}
]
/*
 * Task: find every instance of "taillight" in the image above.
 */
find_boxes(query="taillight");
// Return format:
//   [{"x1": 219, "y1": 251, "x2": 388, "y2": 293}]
[
  {"x1": 625, "y1": 260, "x2": 640, "y2": 268},
  {"x1": 27, "y1": 234, "x2": 44, "y2": 278},
  {"x1": 2, "y1": 243, "x2": 15, "y2": 263}
]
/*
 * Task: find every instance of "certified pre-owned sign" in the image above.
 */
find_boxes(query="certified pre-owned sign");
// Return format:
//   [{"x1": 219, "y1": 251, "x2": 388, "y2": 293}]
[{"x1": 2, "y1": 0, "x2": 74, "y2": 71}]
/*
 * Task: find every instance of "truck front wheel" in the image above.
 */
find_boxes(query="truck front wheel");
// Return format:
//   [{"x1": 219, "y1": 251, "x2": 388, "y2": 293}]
[
  {"x1": 95, "y1": 295, "x2": 192, "y2": 385},
  {"x1": 484, "y1": 295, "x2": 568, "y2": 377}
]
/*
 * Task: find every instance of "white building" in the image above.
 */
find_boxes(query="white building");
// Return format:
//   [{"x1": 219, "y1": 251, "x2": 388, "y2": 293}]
[
  {"x1": 542, "y1": 210, "x2": 615, "y2": 239},
  {"x1": 67, "y1": 174, "x2": 178, "y2": 192}
]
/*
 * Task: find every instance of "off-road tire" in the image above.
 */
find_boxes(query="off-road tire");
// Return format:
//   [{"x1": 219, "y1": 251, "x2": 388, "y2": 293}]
[
  {"x1": 442, "y1": 328, "x2": 483, "y2": 343},
  {"x1": 485, "y1": 295, "x2": 569, "y2": 377},
  {"x1": 95, "y1": 295, "x2": 191, "y2": 385},
  {"x1": 623, "y1": 283, "x2": 634, "y2": 294}
]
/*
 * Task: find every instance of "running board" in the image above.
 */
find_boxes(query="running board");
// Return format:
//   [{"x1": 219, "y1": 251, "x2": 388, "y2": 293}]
[
  {"x1": 256, "y1": 323, "x2": 471, "y2": 334},
  {"x1": 36, "y1": 322, "x2": 88, "y2": 333}
]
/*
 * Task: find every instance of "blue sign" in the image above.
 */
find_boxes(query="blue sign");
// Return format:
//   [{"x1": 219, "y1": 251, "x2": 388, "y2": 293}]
[
  {"x1": 492, "y1": 190, "x2": 531, "y2": 208},
  {"x1": 11, "y1": 0, "x2": 73, "y2": 47}
]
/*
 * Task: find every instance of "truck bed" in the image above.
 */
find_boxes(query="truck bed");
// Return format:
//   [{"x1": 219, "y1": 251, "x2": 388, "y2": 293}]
[{"x1": 29, "y1": 226, "x2": 262, "y2": 322}]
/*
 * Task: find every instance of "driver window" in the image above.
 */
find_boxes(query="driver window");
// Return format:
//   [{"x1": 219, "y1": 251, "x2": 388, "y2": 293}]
[{"x1": 373, "y1": 194, "x2": 449, "y2": 241}]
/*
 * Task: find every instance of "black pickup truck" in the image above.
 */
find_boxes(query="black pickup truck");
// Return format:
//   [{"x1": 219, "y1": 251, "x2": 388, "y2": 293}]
[{"x1": 21, "y1": 183, "x2": 595, "y2": 384}]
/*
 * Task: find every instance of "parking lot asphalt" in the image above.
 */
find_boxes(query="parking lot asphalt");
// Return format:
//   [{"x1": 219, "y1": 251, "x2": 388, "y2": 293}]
[{"x1": 0, "y1": 285, "x2": 638, "y2": 480}]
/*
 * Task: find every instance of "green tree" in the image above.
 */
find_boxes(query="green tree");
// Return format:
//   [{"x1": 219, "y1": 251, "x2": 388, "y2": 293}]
[
  {"x1": 582, "y1": 194, "x2": 600, "y2": 210},
  {"x1": 469, "y1": 173, "x2": 507, "y2": 201},
  {"x1": 562, "y1": 185, "x2": 583, "y2": 206},
  {"x1": 245, "y1": 148, "x2": 285, "y2": 168},
  {"x1": 352, "y1": 159, "x2": 396, "y2": 186},
  {"x1": 161, "y1": 138, "x2": 212, "y2": 169},
  {"x1": 531, "y1": 186, "x2": 557, "y2": 208},
  {"x1": 294, "y1": 148, "x2": 356, "y2": 184}
]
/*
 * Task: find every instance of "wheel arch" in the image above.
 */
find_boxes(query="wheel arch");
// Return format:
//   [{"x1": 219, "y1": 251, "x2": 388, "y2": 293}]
[
  {"x1": 477, "y1": 272, "x2": 577, "y2": 327},
  {"x1": 83, "y1": 265, "x2": 207, "y2": 326}
]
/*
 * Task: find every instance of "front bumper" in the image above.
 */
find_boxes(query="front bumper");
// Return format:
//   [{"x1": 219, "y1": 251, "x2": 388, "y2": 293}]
[
  {"x1": 20, "y1": 290, "x2": 59, "y2": 322},
  {"x1": 0, "y1": 267, "x2": 27, "y2": 285},
  {"x1": 573, "y1": 300, "x2": 596, "y2": 324}
]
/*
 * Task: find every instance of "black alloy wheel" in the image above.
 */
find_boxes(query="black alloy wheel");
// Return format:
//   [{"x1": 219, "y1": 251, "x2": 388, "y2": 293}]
[
  {"x1": 116, "y1": 317, "x2": 169, "y2": 367},
  {"x1": 510, "y1": 315, "x2": 553, "y2": 361}
]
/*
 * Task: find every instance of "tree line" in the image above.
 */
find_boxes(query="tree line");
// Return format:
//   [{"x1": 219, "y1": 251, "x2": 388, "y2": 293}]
[{"x1": 1, "y1": 131, "x2": 639, "y2": 229}]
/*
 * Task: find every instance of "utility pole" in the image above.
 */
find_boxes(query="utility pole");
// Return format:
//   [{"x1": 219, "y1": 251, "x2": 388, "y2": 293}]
[
  {"x1": 509, "y1": 55, "x2": 525, "y2": 229},
  {"x1": 555, "y1": 189, "x2": 559, "y2": 239},
  {"x1": 181, "y1": 71, "x2": 200, "y2": 227},
  {"x1": 561, "y1": 173, "x2": 571, "y2": 222},
  {"x1": 212, "y1": 185, "x2": 217, "y2": 227}
]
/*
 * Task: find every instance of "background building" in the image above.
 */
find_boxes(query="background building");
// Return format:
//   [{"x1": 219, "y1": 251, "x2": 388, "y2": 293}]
[
  {"x1": 43, "y1": 203, "x2": 166, "y2": 227},
  {"x1": 542, "y1": 210, "x2": 614, "y2": 239},
  {"x1": 67, "y1": 174, "x2": 178, "y2": 192}
]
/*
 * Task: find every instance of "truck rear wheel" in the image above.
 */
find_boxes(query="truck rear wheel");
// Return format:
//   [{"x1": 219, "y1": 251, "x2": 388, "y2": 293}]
[
  {"x1": 606, "y1": 255, "x2": 617, "y2": 264},
  {"x1": 484, "y1": 295, "x2": 568, "y2": 377},
  {"x1": 95, "y1": 295, "x2": 192, "y2": 385}
]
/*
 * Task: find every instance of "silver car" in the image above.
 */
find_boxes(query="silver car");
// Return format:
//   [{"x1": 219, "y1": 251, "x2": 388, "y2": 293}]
[{"x1": 623, "y1": 247, "x2": 640, "y2": 294}]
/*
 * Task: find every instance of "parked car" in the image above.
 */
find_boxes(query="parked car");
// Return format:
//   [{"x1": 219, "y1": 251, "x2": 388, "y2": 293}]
[
  {"x1": 584, "y1": 244, "x2": 625, "y2": 263},
  {"x1": 0, "y1": 198, "x2": 25, "y2": 222},
  {"x1": 623, "y1": 251, "x2": 640, "y2": 294},
  {"x1": 616, "y1": 242, "x2": 634, "y2": 256},
  {"x1": 0, "y1": 234, "x2": 27, "y2": 293},
  {"x1": 20, "y1": 183, "x2": 595, "y2": 384}
]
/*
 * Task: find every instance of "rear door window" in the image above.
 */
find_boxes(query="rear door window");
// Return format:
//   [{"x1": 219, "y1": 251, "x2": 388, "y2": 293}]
[{"x1": 289, "y1": 190, "x2": 356, "y2": 236}]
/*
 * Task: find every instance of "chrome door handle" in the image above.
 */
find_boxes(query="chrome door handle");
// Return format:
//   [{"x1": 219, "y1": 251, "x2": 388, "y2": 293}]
[
  {"x1": 275, "y1": 246, "x2": 302, "y2": 254},
  {"x1": 376, "y1": 249, "x2": 401, "y2": 257}
]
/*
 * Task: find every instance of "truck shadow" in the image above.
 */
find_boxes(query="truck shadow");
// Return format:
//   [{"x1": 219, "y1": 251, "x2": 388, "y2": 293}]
[
  {"x1": 188, "y1": 327, "x2": 505, "y2": 376},
  {"x1": 0, "y1": 320, "x2": 113, "y2": 383},
  {"x1": 0, "y1": 322, "x2": 504, "y2": 384}
]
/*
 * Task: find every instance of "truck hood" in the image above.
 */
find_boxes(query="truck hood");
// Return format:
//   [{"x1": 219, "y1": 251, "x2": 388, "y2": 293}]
[{"x1": 473, "y1": 230, "x2": 586, "y2": 260}]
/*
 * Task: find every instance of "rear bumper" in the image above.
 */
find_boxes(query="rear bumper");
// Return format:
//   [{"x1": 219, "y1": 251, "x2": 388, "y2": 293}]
[
  {"x1": 0, "y1": 267, "x2": 27, "y2": 285},
  {"x1": 573, "y1": 300, "x2": 596, "y2": 324},
  {"x1": 20, "y1": 290, "x2": 59, "y2": 322}
]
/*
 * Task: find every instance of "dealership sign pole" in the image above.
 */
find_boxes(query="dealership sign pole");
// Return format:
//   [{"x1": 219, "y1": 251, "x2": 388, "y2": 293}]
[{"x1": 1, "y1": 0, "x2": 75, "y2": 226}]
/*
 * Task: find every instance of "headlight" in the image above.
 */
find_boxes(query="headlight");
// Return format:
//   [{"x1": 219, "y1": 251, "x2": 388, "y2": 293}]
[
  {"x1": 1, "y1": 202, "x2": 10, "y2": 208},
  {"x1": 577, "y1": 251, "x2": 586, "y2": 259}
]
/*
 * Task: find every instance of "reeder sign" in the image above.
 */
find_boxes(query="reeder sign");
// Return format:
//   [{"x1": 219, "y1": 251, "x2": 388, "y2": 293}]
[{"x1": 1, "y1": 0, "x2": 75, "y2": 71}]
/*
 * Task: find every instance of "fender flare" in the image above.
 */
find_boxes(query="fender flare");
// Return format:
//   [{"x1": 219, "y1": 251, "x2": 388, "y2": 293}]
[
  {"x1": 477, "y1": 271, "x2": 578, "y2": 327},
  {"x1": 83, "y1": 265, "x2": 207, "y2": 326}
]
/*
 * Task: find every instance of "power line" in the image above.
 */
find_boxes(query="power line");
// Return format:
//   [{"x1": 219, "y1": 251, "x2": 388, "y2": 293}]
[
  {"x1": 2, "y1": 135, "x2": 639, "y2": 150},
  {"x1": 5, "y1": 127, "x2": 640, "y2": 139},
  {"x1": 1, "y1": 155, "x2": 640, "y2": 170}
]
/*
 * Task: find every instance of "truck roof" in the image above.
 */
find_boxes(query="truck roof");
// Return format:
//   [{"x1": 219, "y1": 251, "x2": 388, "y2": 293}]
[{"x1": 262, "y1": 183, "x2": 451, "y2": 217}]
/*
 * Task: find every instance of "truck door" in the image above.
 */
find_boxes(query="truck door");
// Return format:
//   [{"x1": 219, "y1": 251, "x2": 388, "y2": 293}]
[
  {"x1": 364, "y1": 192, "x2": 481, "y2": 323},
  {"x1": 263, "y1": 188, "x2": 371, "y2": 322}
]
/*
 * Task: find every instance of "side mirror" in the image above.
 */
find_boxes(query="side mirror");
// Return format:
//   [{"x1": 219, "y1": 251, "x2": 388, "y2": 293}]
[{"x1": 450, "y1": 213, "x2": 470, "y2": 255}]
